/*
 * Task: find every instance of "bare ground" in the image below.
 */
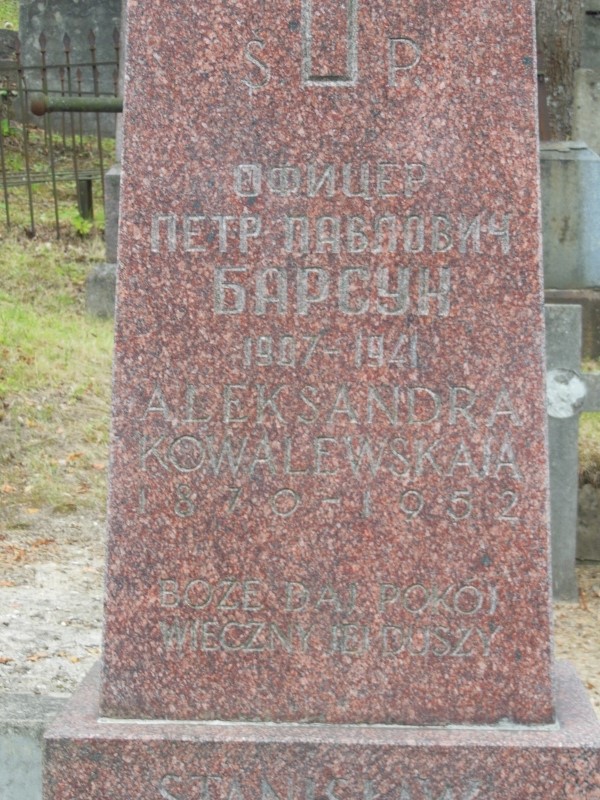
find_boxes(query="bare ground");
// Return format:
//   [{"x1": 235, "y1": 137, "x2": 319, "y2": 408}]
[{"x1": 0, "y1": 509, "x2": 598, "y2": 719}]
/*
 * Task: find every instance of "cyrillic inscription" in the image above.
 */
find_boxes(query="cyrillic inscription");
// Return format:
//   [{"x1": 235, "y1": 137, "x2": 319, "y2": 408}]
[
  {"x1": 283, "y1": 212, "x2": 510, "y2": 254},
  {"x1": 143, "y1": 124, "x2": 522, "y2": 674},
  {"x1": 150, "y1": 211, "x2": 511, "y2": 257},
  {"x1": 233, "y1": 162, "x2": 427, "y2": 199},
  {"x1": 213, "y1": 266, "x2": 452, "y2": 317}
]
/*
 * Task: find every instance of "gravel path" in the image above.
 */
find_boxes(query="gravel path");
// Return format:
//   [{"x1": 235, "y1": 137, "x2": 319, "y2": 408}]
[
  {"x1": 0, "y1": 515, "x2": 104, "y2": 695},
  {"x1": 1, "y1": 512, "x2": 598, "y2": 718}
]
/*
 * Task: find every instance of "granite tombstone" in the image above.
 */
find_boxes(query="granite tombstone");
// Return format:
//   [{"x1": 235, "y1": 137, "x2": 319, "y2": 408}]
[{"x1": 44, "y1": 1, "x2": 600, "y2": 798}]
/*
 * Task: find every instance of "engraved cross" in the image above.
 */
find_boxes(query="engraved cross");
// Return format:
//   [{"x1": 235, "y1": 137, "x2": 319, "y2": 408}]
[{"x1": 301, "y1": 0, "x2": 359, "y2": 85}]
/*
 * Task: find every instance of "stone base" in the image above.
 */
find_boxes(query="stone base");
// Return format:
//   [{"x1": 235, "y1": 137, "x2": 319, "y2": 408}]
[
  {"x1": 545, "y1": 289, "x2": 600, "y2": 359},
  {"x1": 85, "y1": 263, "x2": 117, "y2": 319},
  {"x1": 44, "y1": 663, "x2": 600, "y2": 800},
  {"x1": 1, "y1": 694, "x2": 65, "y2": 800}
]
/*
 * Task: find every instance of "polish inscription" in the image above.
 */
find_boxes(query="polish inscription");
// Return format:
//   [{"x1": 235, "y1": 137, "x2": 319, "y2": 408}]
[
  {"x1": 158, "y1": 577, "x2": 502, "y2": 659},
  {"x1": 144, "y1": 146, "x2": 518, "y2": 666},
  {"x1": 158, "y1": 773, "x2": 487, "y2": 800},
  {"x1": 139, "y1": 383, "x2": 523, "y2": 483},
  {"x1": 138, "y1": 379, "x2": 524, "y2": 527},
  {"x1": 240, "y1": 0, "x2": 424, "y2": 91}
]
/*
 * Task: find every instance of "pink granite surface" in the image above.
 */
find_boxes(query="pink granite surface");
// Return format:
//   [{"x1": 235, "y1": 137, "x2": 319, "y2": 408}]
[
  {"x1": 45, "y1": 662, "x2": 600, "y2": 800},
  {"x1": 101, "y1": 0, "x2": 554, "y2": 723}
]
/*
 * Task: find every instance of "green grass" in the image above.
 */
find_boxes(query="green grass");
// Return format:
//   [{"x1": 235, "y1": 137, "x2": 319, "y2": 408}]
[
  {"x1": 0, "y1": 0, "x2": 18, "y2": 29},
  {"x1": 0, "y1": 120, "x2": 116, "y2": 525},
  {"x1": 579, "y1": 360, "x2": 600, "y2": 486},
  {"x1": 1, "y1": 125, "x2": 115, "y2": 237},
  {"x1": 580, "y1": 413, "x2": 600, "y2": 486},
  {"x1": 0, "y1": 233, "x2": 113, "y2": 519}
]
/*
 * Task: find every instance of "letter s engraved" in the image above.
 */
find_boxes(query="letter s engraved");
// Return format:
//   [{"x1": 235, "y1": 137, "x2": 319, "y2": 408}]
[{"x1": 243, "y1": 38, "x2": 271, "y2": 92}]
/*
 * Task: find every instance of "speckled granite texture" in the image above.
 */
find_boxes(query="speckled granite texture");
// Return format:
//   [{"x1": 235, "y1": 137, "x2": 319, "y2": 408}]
[
  {"x1": 44, "y1": 662, "x2": 600, "y2": 800},
  {"x1": 45, "y1": 0, "x2": 600, "y2": 794},
  {"x1": 98, "y1": 0, "x2": 556, "y2": 725}
]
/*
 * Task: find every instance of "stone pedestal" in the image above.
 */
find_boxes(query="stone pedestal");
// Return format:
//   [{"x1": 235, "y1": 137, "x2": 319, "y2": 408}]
[
  {"x1": 44, "y1": 0, "x2": 600, "y2": 796},
  {"x1": 45, "y1": 664, "x2": 600, "y2": 800}
]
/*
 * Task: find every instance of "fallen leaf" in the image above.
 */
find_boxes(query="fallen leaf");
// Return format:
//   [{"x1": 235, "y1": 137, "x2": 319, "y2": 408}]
[
  {"x1": 26, "y1": 508, "x2": 40, "y2": 515},
  {"x1": 57, "y1": 651, "x2": 81, "y2": 663},
  {"x1": 0, "y1": 580, "x2": 16, "y2": 587},
  {"x1": 1, "y1": 484, "x2": 16, "y2": 494},
  {"x1": 27, "y1": 652, "x2": 49, "y2": 662},
  {"x1": 92, "y1": 462, "x2": 106, "y2": 470},
  {"x1": 31, "y1": 538, "x2": 55, "y2": 548},
  {"x1": 0, "y1": 656, "x2": 13, "y2": 665},
  {"x1": 6, "y1": 546, "x2": 26, "y2": 561},
  {"x1": 66, "y1": 452, "x2": 84, "y2": 462}
]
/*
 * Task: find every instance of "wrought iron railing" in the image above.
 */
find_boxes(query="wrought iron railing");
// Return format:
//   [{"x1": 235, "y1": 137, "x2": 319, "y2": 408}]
[{"x1": 0, "y1": 28, "x2": 120, "y2": 238}]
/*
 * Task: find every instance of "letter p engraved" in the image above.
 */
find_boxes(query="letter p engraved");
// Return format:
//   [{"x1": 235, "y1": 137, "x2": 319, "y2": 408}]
[
  {"x1": 302, "y1": 0, "x2": 359, "y2": 86},
  {"x1": 388, "y1": 37, "x2": 421, "y2": 86}
]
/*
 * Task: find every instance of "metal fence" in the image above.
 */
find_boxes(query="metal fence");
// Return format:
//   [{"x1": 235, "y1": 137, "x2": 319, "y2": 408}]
[{"x1": 0, "y1": 28, "x2": 120, "y2": 238}]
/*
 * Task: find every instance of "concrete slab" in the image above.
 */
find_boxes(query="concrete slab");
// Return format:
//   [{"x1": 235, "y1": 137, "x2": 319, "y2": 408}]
[
  {"x1": 85, "y1": 262, "x2": 117, "y2": 318},
  {"x1": 541, "y1": 142, "x2": 600, "y2": 290},
  {"x1": 0, "y1": 694, "x2": 65, "y2": 800}
]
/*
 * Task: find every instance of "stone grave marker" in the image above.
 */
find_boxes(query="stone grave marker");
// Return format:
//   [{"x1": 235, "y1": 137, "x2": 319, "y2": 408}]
[
  {"x1": 44, "y1": 1, "x2": 600, "y2": 798},
  {"x1": 19, "y1": 0, "x2": 122, "y2": 136}
]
